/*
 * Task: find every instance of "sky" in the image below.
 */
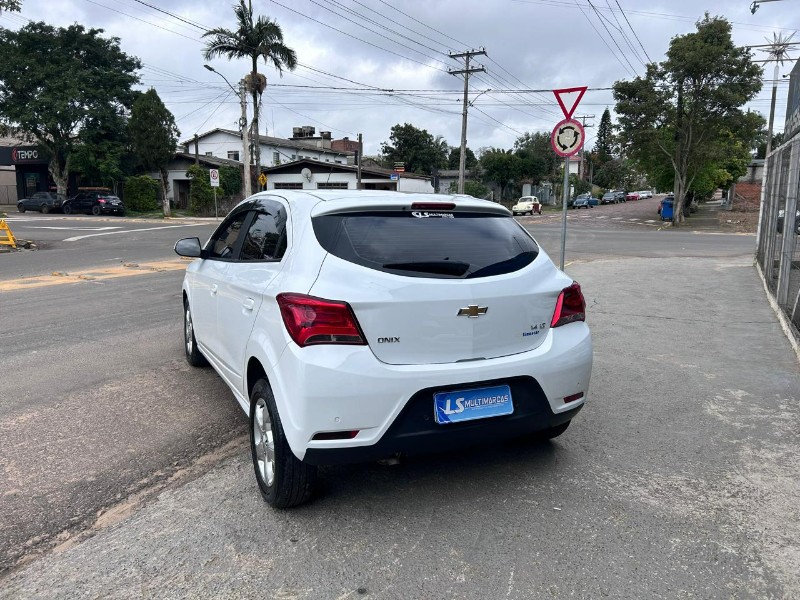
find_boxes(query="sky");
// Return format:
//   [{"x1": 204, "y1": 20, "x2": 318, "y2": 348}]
[{"x1": 1, "y1": 0, "x2": 797, "y2": 155}]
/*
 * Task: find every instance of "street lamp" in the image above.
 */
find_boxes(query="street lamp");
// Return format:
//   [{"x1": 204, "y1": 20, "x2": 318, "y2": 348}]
[{"x1": 204, "y1": 64, "x2": 252, "y2": 197}]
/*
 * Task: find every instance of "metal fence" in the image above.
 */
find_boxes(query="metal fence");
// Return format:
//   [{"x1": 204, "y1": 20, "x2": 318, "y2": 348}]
[{"x1": 756, "y1": 136, "x2": 800, "y2": 340}]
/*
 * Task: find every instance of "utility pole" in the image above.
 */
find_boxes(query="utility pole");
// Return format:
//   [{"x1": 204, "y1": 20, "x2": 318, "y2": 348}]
[
  {"x1": 574, "y1": 115, "x2": 594, "y2": 179},
  {"x1": 449, "y1": 48, "x2": 486, "y2": 194},
  {"x1": 357, "y1": 133, "x2": 363, "y2": 190},
  {"x1": 240, "y1": 79, "x2": 252, "y2": 198}
]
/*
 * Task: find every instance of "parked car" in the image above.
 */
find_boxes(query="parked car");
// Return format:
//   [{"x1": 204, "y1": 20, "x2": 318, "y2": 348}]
[
  {"x1": 601, "y1": 192, "x2": 617, "y2": 205},
  {"x1": 17, "y1": 191, "x2": 66, "y2": 214},
  {"x1": 637, "y1": 190, "x2": 653, "y2": 199},
  {"x1": 625, "y1": 191, "x2": 640, "y2": 202},
  {"x1": 613, "y1": 190, "x2": 627, "y2": 203},
  {"x1": 63, "y1": 190, "x2": 125, "y2": 216},
  {"x1": 512, "y1": 195, "x2": 542, "y2": 215},
  {"x1": 777, "y1": 209, "x2": 800, "y2": 235},
  {"x1": 572, "y1": 193, "x2": 595, "y2": 209},
  {"x1": 175, "y1": 191, "x2": 593, "y2": 508}
]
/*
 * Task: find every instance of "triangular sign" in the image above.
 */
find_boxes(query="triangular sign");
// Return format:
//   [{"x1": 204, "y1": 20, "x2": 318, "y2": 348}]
[{"x1": 553, "y1": 86, "x2": 587, "y2": 120}]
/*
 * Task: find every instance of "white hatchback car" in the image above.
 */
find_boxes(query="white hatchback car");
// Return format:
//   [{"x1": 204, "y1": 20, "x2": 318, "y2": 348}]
[{"x1": 175, "y1": 191, "x2": 592, "y2": 508}]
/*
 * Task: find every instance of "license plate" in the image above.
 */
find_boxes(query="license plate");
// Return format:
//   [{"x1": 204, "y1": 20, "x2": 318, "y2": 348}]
[{"x1": 434, "y1": 385, "x2": 513, "y2": 425}]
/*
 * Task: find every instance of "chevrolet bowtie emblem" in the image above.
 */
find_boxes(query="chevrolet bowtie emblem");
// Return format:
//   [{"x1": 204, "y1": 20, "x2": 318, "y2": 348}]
[{"x1": 457, "y1": 304, "x2": 488, "y2": 318}]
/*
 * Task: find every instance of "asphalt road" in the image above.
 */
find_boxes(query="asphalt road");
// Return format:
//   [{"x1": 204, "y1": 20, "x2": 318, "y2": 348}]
[{"x1": 2, "y1": 202, "x2": 797, "y2": 598}]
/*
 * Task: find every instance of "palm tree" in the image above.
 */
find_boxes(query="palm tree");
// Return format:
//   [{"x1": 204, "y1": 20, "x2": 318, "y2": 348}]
[{"x1": 202, "y1": 0, "x2": 297, "y2": 186}]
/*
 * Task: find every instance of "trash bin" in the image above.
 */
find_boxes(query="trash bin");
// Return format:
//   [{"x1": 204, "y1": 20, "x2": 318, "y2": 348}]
[{"x1": 660, "y1": 198, "x2": 673, "y2": 221}]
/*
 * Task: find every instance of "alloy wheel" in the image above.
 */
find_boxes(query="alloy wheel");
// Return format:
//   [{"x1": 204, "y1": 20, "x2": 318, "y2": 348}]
[{"x1": 253, "y1": 398, "x2": 276, "y2": 486}]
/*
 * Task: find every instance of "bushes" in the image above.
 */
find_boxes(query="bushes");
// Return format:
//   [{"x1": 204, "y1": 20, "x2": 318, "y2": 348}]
[
  {"x1": 124, "y1": 176, "x2": 159, "y2": 212},
  {"x1": 186, "y1": 164, "x2": 214, "y2": 214}
]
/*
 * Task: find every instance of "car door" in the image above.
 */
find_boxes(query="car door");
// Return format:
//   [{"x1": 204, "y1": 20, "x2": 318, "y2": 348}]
[
  {"x1": 189, "y1": 209, "x2": 251, "y2": 372},
  {"x1": 216, "y1": 200, "x2": 290, "y2": 391},
  {"x1": 72, "y1": 193, "x2": 88, "y2": 212}
]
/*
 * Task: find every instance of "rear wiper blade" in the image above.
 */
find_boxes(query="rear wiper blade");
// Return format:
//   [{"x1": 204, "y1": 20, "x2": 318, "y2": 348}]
[{"x1": 382, "y1": 261, "x2": 470, "y2": 276}]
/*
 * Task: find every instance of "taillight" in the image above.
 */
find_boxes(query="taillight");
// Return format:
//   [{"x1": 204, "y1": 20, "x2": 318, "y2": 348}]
[
  {"x1": 550, "y1": 282, "x2": 586, "y2": 328},
  {"x1": 277, "y1": 293, "x2": 366, "y2": 347}
]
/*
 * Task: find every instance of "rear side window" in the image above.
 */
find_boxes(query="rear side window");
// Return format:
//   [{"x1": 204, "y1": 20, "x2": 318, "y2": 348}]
[{"x1": 313, "y1": 211, "x2": 539, "y2": 279}]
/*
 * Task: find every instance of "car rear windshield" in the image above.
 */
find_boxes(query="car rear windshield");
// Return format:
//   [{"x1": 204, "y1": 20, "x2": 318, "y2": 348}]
[{"x1": 313, "y1": 210, "x2": 539, "y2": 279}]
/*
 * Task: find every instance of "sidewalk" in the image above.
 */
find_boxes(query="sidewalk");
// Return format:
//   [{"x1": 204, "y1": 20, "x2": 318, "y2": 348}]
[{"x1": 2, "y1": 253, "x2": 799, "y2": 598}]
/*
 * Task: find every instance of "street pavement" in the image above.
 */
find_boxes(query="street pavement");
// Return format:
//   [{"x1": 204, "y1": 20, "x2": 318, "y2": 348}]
[{"x1": 1, "y1": 203, "x2": 798, "y2": 598}]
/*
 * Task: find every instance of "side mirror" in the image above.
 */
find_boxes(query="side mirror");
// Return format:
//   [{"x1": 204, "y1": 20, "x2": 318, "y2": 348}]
[{"x1": 174, "y1": 237, "x2": 203, "y2": 258}]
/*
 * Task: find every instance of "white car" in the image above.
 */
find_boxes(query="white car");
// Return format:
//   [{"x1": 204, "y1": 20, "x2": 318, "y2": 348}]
[
  {"x1": 512, "y1": 195, "x2": 542, "y2": 215},
  {"x1": 637, "y1": 190, "x2": 653, "y2": 199},
  {"x1": 175, "y1": 191, "x2": 593, "y2": 508}
]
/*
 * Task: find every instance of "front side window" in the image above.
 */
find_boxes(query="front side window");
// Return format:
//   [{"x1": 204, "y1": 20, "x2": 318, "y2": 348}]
[
  {"x1": 313, "y1": 211, "x2": 539, "y2": 279},
  {"x1": 240, "y1": 204, "x2": 288, "y2": 261},
  {"x1": 208, "y1": 211, "x2": 249, "y2": 259}
]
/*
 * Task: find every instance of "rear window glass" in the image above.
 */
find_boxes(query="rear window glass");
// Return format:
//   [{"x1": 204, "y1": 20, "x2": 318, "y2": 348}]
[{"x1": 313, "y1": 211, "x2": 539, "y2": 279}]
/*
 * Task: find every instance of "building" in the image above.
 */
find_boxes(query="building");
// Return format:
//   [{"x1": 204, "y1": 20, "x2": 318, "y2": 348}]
[
  {"x1": 181, "y1": 127, "x2": 353, "y2": 168},
  {"x1": 262, "y1": 158, "x2": 433, "y2": 193},
  {"x1": 0, "y1": 136, "x2": 76, "y2": 208},
  {"x1": 150, "y1": 152, "x2": 243, "y2": 209}
]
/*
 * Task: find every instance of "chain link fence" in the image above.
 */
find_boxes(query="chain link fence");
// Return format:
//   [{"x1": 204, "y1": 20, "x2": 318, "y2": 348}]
[{"x1": 756, "y1": 136, "x2": 800, "y2": 341}]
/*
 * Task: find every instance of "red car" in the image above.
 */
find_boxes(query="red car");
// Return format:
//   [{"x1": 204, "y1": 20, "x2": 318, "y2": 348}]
[{"x1": 625, "y1": 191, "x2": 640, "y2": 201}]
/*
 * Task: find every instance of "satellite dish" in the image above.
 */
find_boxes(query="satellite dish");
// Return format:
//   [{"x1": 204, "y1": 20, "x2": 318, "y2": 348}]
[{"x1": 301, "y1": 168, "x2": 312, "y2": 182}]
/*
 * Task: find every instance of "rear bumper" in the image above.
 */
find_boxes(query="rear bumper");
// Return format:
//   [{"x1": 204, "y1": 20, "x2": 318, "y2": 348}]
[{"x1": 303, "y1": 376, "x2": 583, "y2": 465}]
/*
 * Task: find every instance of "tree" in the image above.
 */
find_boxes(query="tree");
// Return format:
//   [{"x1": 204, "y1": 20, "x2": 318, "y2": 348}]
[
  {"x1": 0, "y1": 0, "x2": 21, "y2": 12},
  {"x1": 593, "y1": 158, "x2": 631, "y2": 190},
  {"x1": 448, "y1": 146, "x2": 477, "y2": 170},
  {"x1": 513, "y1": 131, "x2": 560, "y2": 183},
  {"x1": 593, "y1": 108, "x2": 614, "y2": 163},
  {"x1": 449, "y1": 180, "x2": 490, "y2": 198},
  {"x1": 480, "y1": 148, "x2": 522, "y2": 200},
  {"x1": 613, "y1": 15, "x2": 762, "y2": 224},
  {"x1": 71, "y1": 106, "x2": 133, "y2": 190},
  {"x1": 380, "y1": 124, "x2": 448, "y2": 175},
  {"x1": 0, "y1": 23, "x2": 141, "y2": 195},
  {"x1": 129, "y1": 89, "x2": 180, "y2": 216},
  {"x1": 203, "y1": 0, "x2": 297, "y2": 186}
]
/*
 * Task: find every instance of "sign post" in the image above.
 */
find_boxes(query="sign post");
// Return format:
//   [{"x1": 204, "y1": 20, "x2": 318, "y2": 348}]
[
  {"x1": 551, "y1": 87, "x2": 587, "y2": 270},
  {"x1": 209, "y1": 168, "x2": 220, "y2": 219}
]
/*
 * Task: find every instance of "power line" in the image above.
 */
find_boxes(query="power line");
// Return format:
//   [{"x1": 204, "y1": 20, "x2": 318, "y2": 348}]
[{"x1": 615, "y1": 0, "x2": 652, "y2": 64}]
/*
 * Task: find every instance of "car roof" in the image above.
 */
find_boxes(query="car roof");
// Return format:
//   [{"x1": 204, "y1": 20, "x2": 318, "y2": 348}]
[{"x1": 239, "y1": 190, "x2": 511, "y2": 217}]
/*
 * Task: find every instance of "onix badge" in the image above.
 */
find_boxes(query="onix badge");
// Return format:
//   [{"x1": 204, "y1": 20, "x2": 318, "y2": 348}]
[{"x1": 457, "y1": 304, "x2": 488, "y2": 318}]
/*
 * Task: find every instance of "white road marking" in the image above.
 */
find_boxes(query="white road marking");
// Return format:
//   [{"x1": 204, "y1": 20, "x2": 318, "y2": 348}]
[
  {"x1": 611, "y1": 217, "x2": 623, "y2": 220},
  {"x1": 26, "y1": 226, "x2": 122, "y2": 231},
  {"x1": 645, "y1": 220, "x2": 657, "y2": 223},
  {"x1": 596, "y1": 216, "x2": 608, "y2": 219},
  {"x1": 628, "y1": 218, "x2": 640, "y2": 221},
  {"x1": 64, "y1": 223, "x2": 205, "y2": 242}
]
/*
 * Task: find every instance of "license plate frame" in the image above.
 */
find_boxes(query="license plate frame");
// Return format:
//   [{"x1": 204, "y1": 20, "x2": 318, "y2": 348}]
[{"x1": 433, "y1": 384, "x2": 513, "y2": 425}]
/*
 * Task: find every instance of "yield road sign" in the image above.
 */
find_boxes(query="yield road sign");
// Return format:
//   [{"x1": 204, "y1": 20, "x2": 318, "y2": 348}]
[
  {"x1": 551, "y1": 118, "x2": 585, "y2": 157},
  {"x1": 553, "y1": 86, "x2": 587, "y2": 119},
  {"x1": 209, "y1": 168, "x2": 220, "y2": 188}
]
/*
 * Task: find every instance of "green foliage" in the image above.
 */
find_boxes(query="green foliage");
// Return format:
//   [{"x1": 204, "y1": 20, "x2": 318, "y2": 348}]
[
  {"x1": 570, "y1": 174, "x2": 592, "y2": 197},
  {"x1": 129, "y1": 89, "x2": 180, "y2": 174},
  {"x1": 593, "y1": 159, "x2": 631, "y2": 190},
  {"x1": 124, "y1": 176, "x2": 160, "y2": 212},
  {"x1": 0, "y1": 0, "x2": 22, "y2": 12},
  {"x1": 219, "y1": 165, "x2": 242, "y2": 196},
  {"x1": 512, "y1": 132, "x2": 559, "y2": 184},
  {"x1": 447, "y1": 146, "x2": 477, "y2": 170},
  {"x1": 593, "y1": 108, "x2": 614, "y2": 162},
  {"x1": 381, "y1": 123, "x2": 448, "y2": 175},
  {"x1": 186, "y1": 165, "x2": 215, "y2": 214},
  {"x1": 203, "y1": 0, "x2": 297, "y2": 174},
  {"x1": 449, "y1": 179, "x2": 490, "y2": 198},
  {"x1": 479, "y1": 148, "x2": 522, "y2": 200},
  {"x1": 0, "y1": 22, "x2": 140, "y2": 194},
  {"x1": 613, "y1": 15, "x2": 763, "y2": 223}
]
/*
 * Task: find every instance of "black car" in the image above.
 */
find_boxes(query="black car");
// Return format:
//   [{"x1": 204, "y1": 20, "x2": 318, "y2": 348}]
[
  {"x1": 63, "y1": 190, "x2": 125, "y2": 216},
  {"x1": 17, "y1": 191, "x2": 67, "y2": 214}
]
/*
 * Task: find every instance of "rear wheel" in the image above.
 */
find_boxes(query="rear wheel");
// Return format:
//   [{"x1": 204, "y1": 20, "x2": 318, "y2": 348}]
[
  {"x1": 40, "y1": 205, "x2": 49, "y2": 214},
  {"x1": 250, "y1": 379, "x2": 317, "y2": 508},
  {"x1": 17, "y1": 203, "x2": 25, "y2": 213},
  {"x1": 183, "y1": 300, "x2": 208, "y2": 367},
  {"x1": 63, "y1": 204, "x2": 73, "y2": 215},
  {"x1": 91, "y1": 205, "x2": 101, "y2": 216}
]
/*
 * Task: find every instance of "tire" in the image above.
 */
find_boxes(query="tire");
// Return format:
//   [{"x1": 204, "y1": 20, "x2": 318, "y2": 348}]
[
  {"x1": 63, "y1": 204, "x2": 73, "y2": 215},
  {"x1": 91, "y1": 205, "x2": 101, "y2": 216},
  {"x1": 40, "y1": 205, "x2": 49, "y2": 214},
  {"x1": 183, "y1": 300, "x2": 208, "y2": 367},
  {"x1": 17, "y1": 203, "x2": 25, "y2": 213},
  {"x1": 250, "y1": 379, "x2": 317, "y2": 508}
]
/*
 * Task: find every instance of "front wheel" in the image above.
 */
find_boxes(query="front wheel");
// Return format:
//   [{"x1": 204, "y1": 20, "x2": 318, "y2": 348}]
[
  {"x1": 40, "y1": 205, "x2": 50, "y2": 214},
  {"x1": 250, "y1": 379, "x2": 317, "y2": 508},
  {"x1": 63, "y1": 204, "x2": 73, "y2": 215},
  {"x1": 183, "y1": 300, "x2": 208, "y2": 367}
]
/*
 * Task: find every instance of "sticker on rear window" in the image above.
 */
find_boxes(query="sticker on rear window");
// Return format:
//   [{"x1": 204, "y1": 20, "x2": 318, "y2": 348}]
[{"x1": 411, "y1": 211, "x2": 454, "y2": 219}]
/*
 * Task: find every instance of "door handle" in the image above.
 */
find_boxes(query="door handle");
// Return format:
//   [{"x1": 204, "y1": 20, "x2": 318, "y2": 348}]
[
  {"x1": 210, "y1": 284, "x2": 218, "y2": 295},
  {"x1": 243, "y1": 297, "x2": 255, "y2": 310}
]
